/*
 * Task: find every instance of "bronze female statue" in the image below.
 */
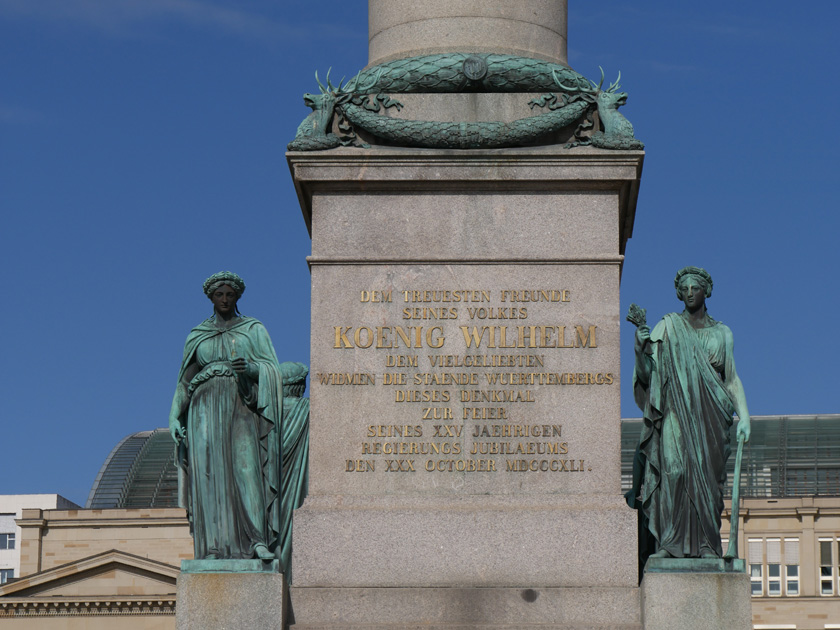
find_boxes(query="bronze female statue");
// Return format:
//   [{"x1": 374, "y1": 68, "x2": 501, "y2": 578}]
[
  {"x1": 169, "y1": 271, "x2": 283, "y2": 563},
  {"x1": 631, "y1": 266, "x2": 750, "y2": 560}
]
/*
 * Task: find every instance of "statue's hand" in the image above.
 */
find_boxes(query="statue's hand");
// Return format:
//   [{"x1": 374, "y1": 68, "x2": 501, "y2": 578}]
[
  {"x1": 634, "y1": 325, "x2": 651, "y2": 351},
  {"x1": 232, "y1": 357, "x2": 259, "y2": 380},
  {"x1": 169, "y1": 417, "x2": 186, "y2": 443},
  {"x1": 736, "y1": 417, "x2": 751, "y2": 443}
]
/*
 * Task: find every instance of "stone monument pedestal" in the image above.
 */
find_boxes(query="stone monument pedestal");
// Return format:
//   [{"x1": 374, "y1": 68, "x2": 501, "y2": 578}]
[
  {"x1": 176, "y1": 560, "x2": 286, "y2": 630},
  {"x1": 641, "y1": 558, "x2": 751, "y2": 630},
  {"x1": 287, "y1": 146, "x2": 644, "y2": 629}
]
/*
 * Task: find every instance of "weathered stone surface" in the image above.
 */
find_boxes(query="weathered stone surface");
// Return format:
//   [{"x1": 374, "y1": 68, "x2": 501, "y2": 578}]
[
  {"x1": 311, "y1": 194, "x2": 618, "y2": 261},
  {"x1": 175, "y1": 571, "x2": 286, "y2": 630},
  {"x1": 288, "y1": 147, "x2": 643, "y2": 247},
  {"x1": 368, "y1": 0, "x2": 568, "y2": 66},
  {"x1": 293, "y1": 496, "x2": 636, "y2": 588},
  {"x1": 641, "y1": 569, "x2": 751, "y2": 630},
  {"x1": 290, "y1": 585, "x2": 640, "y2": 629}
]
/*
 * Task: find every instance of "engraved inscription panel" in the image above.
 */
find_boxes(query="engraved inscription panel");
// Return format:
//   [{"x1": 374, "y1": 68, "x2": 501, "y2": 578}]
[{"x1": 310, "y1": 264, "x2": 620, "y2": 496}]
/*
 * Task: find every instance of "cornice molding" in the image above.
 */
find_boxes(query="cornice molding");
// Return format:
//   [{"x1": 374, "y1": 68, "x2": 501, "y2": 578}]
[{"x1": 0, "y1": 598, "x2": 176, "y2": 617}]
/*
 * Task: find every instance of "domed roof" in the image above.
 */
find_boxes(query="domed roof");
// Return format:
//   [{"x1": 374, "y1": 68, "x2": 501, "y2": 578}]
[{"x1": 86, "y1": 429, "x2": 180, "y2": 509}]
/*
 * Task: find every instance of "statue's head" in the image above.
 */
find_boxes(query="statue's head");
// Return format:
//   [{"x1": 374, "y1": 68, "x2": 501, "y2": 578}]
[
  {"x1": 674, "y1": 266, "x2": 713, "y2": 301},
  {"x1": 280, "y1": 362, "x2": 309, "y2": 398},
  {"x1": 203, "y1": 271, "x2": 246, "y2": 317},
  {"x1": 203, "y1": 271, "x2": 246, "y2": 300}
]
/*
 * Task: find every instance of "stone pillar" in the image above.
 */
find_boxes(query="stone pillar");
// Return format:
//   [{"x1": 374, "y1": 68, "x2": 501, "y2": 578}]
[
  {"x1": 797, "y1": 505, "x2": 818, "y2": 596},
  {"x1": 368, "y1": 0, "x2": 568, "y2": 66},
  {"x1": 641, "y1": 559, "x2": 752, "y2": 630},
  {"x1": 176, "y1": 561, "x2": 286, "y2": 630},
  {"x1": 16, "y1": 509, "x2": 45, "y2": 575},
  {"x1": 287, "y1": 2, "x2": 643, "y2": 628}
]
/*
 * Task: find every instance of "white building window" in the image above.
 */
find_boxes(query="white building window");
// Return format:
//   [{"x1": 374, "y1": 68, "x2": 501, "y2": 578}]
[
  {"x1": 0, "y1": 569, "x2": 12, "y2": 584},
  {"x1": 767, "y1": 538, "x2": 782, "y2": 596},
  {"x1": 749, "y1": 538, "x2": 764, "y2": 596},
  {"x1": 749, "y1": 537, "x2": 800, "y2": 597},
  {"x1": 819, "y1": 538, "x2": 838, "y2": 596},
  {"x1": 785, "y1": 538, "x2": 800, "y2": 596},
  {"x1": 0, "y1": 533, "x2": 15, "y2": 550}
]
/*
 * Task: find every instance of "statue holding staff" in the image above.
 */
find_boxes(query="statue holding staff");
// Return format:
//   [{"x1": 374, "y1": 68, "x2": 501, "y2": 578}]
[
  {"x1": 628, "y1": 266, "x2": 750, "y2": 561},
  {"x1": 169, "y1": 271, "x2": 283, "y2": 564}
]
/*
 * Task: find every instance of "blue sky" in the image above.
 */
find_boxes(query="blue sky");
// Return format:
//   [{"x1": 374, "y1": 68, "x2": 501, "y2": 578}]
[{"x1": 1, "y1": 1, "x2": 837, "y2": 505}]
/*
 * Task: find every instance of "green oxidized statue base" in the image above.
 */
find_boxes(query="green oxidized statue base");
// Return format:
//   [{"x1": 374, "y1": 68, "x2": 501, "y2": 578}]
[{"x1": 288, "y1": 54, "x2": 644, "y2": 151}]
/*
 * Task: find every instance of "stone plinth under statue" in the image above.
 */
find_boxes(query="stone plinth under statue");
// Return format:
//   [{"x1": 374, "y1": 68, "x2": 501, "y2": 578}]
[
  {"x1": 641, "y1": 559, "x2": 751, "y2": 630},
  {"x1": 176, "y1": 560, "x2": 286, "y2": 630}
]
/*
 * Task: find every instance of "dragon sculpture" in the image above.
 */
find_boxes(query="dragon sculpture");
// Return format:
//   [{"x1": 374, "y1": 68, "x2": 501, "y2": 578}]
[{"x1": 287, "y1": 54, "x2": 643, "y2": 151}]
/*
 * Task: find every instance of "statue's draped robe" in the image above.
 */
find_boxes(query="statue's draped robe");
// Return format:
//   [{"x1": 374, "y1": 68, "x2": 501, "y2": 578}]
[
  {"x1": 279, "y1": 395, "x2": 310, "y2": 579},
  {"x1": 633, "y1": 313, "x2": 737, "y2": 558},
  {"x1": 173, "y1": 317, "x2": 283, "y2": 562}
]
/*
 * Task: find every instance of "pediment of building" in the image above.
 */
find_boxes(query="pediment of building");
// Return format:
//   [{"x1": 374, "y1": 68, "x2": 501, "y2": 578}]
[{"x1": 0, "y1": 549, "x2": 179, "y2": 598}]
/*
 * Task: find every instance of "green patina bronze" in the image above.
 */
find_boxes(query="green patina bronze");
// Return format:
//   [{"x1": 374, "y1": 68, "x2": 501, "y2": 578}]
[
  {"x1": 170, "y1": 272, "x2": 310, "y2": 575},
  {"x1": 287, "y1": 54, "x2": 643, "y2": 151},
  {"x1": 278, "y1": 361, "x2": 310, "y2": 580},
  {"x1": 626, "y1": 267, "x2": 751, "y2": 572}
]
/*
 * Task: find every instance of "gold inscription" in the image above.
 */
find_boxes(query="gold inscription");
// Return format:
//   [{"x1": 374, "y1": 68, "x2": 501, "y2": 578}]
[
  {"x1": 345, "y1": 459, "x2": 375, "y2": 472},
  {"x1": 462, "y1": 407, "x2": 508, "y2": 420},
  {"x1": 470, "y1": 442, "x2": 568, "y2": 455},
  {"x1": 459, "y1": 325, "x2": 596, "y2": 349},
  {"x1": 471, "y1": 424, "x2": 562, "y2": 438},
  {"x1": 367, "y1": 425, "x2": 423, "y2": 438},
  {"x1": 386, "y1": 355, "x2": 418, "y2": 367},
  {"x1": 343, "y1": 286, "x2": 605, "y2": 475},
  {"x1": 460, "y1": 389, "x2": 535, "y2": 403},
  {"x1": 360, "y1": 290, "x2": 392, "y2": 303},
  {"x1": 505, "y1": 459, "x2": 586, "y2": 472},
  {"x1": 424, "y1": 459, "x2": 497, "y2": 472},
  {"x1": 362, "y1": 442, "x2": 461, "y2": 455},
  {"x1": 402, "y1": 290, "x2": 490, "y2": 303},
  {"x1": 500, "y1": 290, "x2": 570, "y2": 303},
  {"x1": 317, "y1": 372, "x2": 376, "y2": 385},
  {"x1": 334, "y1": 325, "x2": 445, "y2": 349}
]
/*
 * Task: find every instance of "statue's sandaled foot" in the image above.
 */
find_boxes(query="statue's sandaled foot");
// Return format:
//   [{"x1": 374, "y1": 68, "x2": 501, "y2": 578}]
[
  {"x1": 204, "y1": 553, "x2": 218, "y2": 560},
  {"x1": 254, "y1": 543, "x2": 274, "y2": 561},
  {"x1": 650, "y1": 549, "x2": 673, "y2": 559}
]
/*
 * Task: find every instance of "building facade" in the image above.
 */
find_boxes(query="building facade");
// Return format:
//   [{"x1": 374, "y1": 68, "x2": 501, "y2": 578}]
[{"x1": 0, "y1": 494, "x2": 80, "y2": 584}]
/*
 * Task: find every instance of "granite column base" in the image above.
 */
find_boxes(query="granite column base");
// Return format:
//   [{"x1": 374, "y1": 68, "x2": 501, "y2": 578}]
[
  {"x1": 640, "y1": 559, "x2": 751, "y2": 630},
  {"x1": 176, "y1": 563, "x2": 286, "y2": 630}
]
